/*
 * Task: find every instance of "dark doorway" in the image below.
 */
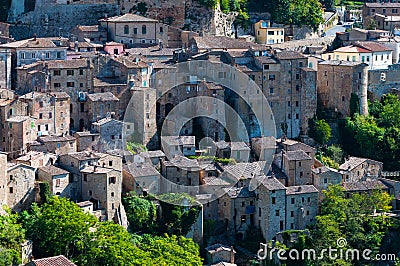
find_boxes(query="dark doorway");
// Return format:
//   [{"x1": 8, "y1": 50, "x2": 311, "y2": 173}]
[{"x1": 165, "y1": 103, "x2": 173, "y2": 117}]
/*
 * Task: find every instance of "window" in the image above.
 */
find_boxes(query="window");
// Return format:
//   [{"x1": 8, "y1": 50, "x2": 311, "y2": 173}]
[
  {"x1": 31, "y1": 53, "x2": 36, "y2": 58},
  {"x1": 160, "y1": 26, "x2": 163, "y2": 33},
  {"x1": 108, "y1": 161, "x2": 113, "y2": 166},
  {"x1": 54, "y1": 83, "x2": 61, "y2": 88},
  {"x1": 9, "y1": 187, "x2": 13, "y2": 193},
  {"x1": 67, "y1": 70, "x2": 74, "y2": 76},
  {"x1": 291, "y1": 211, "x2": 294, "y2": 217},
  {"x1": 67, "y1": 82, "x2": 74, "y2": 87},
  {"x1": 288, "y1": 101, "x2": 291, "y2": 107},
  {"x1": 280, "y1": 221, "x2": 284, "y2": 230},
  {"x1": 133, "y1": 28, "x2": 138, "y2": 34},
  {"x1": 288, "y1": 113, "x2": 291, "y2": 119},
  {"x1": 296, "y1": 85, "x2": 300, "y2": 91},
  {"x1": 269, "y1": 74, "x2": 275, "y2": 80},
  {"x1": 299, "y1": 62, "x2": 303, "y2": 67},
  {"x1": 109, "y1": 176, "x2": 116, "y2": 184},
  {"x1": 142, "y1": 25, "x2": 146, "y2": 34},
  {"x1": 307, "y1": 197, "x2": 310, "y2": 202},
  {"x1": 383, "y1": 8, "x2": 386, "y2": 14},
  {"x1": 259, "y1": 207, "x2": 261, "y2": 216},
  {"x1": 306, "y1": 210, "x2": 310, "y2": 215},
  {"x1": 263, "y1": 64, "x2": 270, "y2": 70},
  {"x1": 45, "y1": 52, "x2": 50, "y2": 59},
  {"x1": 80, "y1": 83, "x2": 83, "y2": 87},
  {"x1": 291, "y1": 198, "x2": 295, "y2": 204},
  {"x1": 275, "y1": 210, "x2": 280, "y2": 216},
  {"x1": 296, "y1": 101, "x2": 299, "y2": 107},
  {"x1": 56, "y1": 52, "x2": 62, "y2": 59},
  {"x1": 79, "y1": 69, "x2": 84, "y2": 75},
  {"x1": 324, "y1": 71, "x2": 327, "y2": 76},
  {"x1": 111, "y1": 192, "x2": 115, "y2": 197},
  {"x1": 84, "y1": 174, "x2": 88, "y2": 181},
  {"x1": 393, "y1": 9, "x2": 398, "y2": 13},
  {"x1": 296, "y1": 73, "x2": 300, "y2": 80},
  {"x1": 241, "y1": 201, "x2": 245, "y2": 207},
  {"x1": 342, "y1": 96, "x2": 345, "y2": 101},
  {"x1": 269, "y1": 88, "x2": 274, "y2": 94},
  {"x1": 296, "y1": 113, "x2": 299, "y2": 119},
  {"x1": 54, "y1": 70, "x2": 61, "y2": 76},
  {"x1": 272, "y1": 197, "x2": 276, "y2": 204},
  {"x1": 20, "y1": 52, "x2": 25, "y2": 59},
  {"x1": 39, "y1": 113, "x2": 43, "y2": 119},
  {"x1": 268, "y1": 30, "x2": 275, "y2": 35},
  {"x1": 352, "y1": 56, "x2": 356, "y2": 62},
  {"x1": 291, "y1": 223, "x2": 294, "y2": 229},
  {"x1": 89, "y1": 190, "x2": 92, "y2": 196},
  {"x1": 300, "y1": 171, "x2": 303, "y2": 177},
  {"x1": 48, "y1": 112, "x2": 52, "y2": 119},
  {"x1": 324, "y1": 178, "x2": 328, "y2": 184},
  {"x1": 124, "y1": 25, "x2": 129, "y2": 34},
  {"x1": 55, "y1": 178, "x2": 61, "y2": 187}
]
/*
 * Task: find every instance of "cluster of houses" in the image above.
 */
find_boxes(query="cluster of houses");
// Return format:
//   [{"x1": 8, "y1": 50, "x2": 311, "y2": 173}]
[{"x1": 1, "y1": 2, "x2": 400, "y2": 265}]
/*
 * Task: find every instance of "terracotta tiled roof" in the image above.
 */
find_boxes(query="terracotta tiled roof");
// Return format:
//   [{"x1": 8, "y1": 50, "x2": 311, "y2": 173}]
[
  {"x1": 355, "y1": 41, "x2": 393, "y2": 52},
  {"x1": 0, "y1": 37, "x2": 68, "y2": 49},
  {"x1": 127, "y1": 162, "x2": 159, "y2": 177},
  {"x1": 334, "y1": 45, "x2": 371, "y2": 53},
  {"x1": 343, "y1": 180, "x2": 388, "y2": 192},
  {"x1": 365, "y1": 2, "x2": 400, "y2": 8},
  {"x1": 274, "y1": 50, "x2": 305, "y2": 60},
  {"x1": 30, "y1": 255, "x2": 76, "y2": 266},
  {"x1": 76, "y1": 25, "x2": 104, "y2": 32}
]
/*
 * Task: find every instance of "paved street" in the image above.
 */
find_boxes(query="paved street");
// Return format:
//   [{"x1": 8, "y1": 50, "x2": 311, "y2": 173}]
[{"x1": 325, "y1": 25, "x2": 346, "y2": 36}]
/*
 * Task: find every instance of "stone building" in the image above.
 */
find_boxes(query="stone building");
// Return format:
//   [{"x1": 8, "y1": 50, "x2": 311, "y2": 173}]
[
  {"x1": 285, "y1": 185, "x2": 318, "y2": 230},
  {"x1": 317, "y1": 60, "x2": 368, "y2": 118},
  {"x1": 312, "y1": 165, "x2": 342, "y2": 203},
  {"x1": 58, "y1": 152, "x2": 123, "y2": 222},
  {"x1": 15, "y1": 151, "x2": 57, "y2": 168},
  {"x1": 322, "y1": 42, "x2": 393, "y2": 70},
  {"x1": 73, "y1": 131, "x2": 100, "y2": 152},
  {"x1": 282, "y1": 150, "x2": 313, "y2": 186},
  {"x1": 0, "y1": 48, "x2": 12, "y2": 89},
  {"x1": 205, "y1": 244, "x2": 236, "y2": 266},
  {"x1": 256, "y1": 175, "x2": 287, "y2": 241},
  {"x1": 368, "y1": 64, "x2": 400, "y2": 100},
  {"x1": 161, "y1": 136, "x2": 196, "y2": 158},
  {"x1": 253, "y1": 50, "x2": 317, "y2": 138},
  {"x1": 280, "y1": 138, "x2": 316, "y2": 159},
  {"x1": 362, "y1": 2, "x2": 400, "y2": 29},
  {"x1": 343, "y1": 180, "x2": 389, "y2": 198},
  {"x1": 339, "y1": 156, "x2": 383, "y2": 182},
  {"x1": 133, "y1": 150, "x2": 165, "y2": 168},
  {"x1": 29, "y1": 135, "x2": 76, "y2": 155},
  {"x1": 19, "y1": 92, "x2": 70, "y2": 136},
  {"x1": 85, "y1": 92, "x2": 119, "y2": 124},
  {"x1": 219, "y1": 186, "x2": 256, "y2": 240},
  {"x1": 92, "y1": 118, "x2": 123, "y2": 152},
  {"x1": 99, "y1": 14, "x2": 169, "y2": 47},
  {"x1": 5, "y1": 116, "x2": 37, "y2": 159},
  {"x1": 0, "y1": 37, "x2": 68, "y2": 67},
  {"x1": 5, "y1": 163, "x2": 36, "y2": 212},
  {"x1": 161, "y1": 155, "x2": 201, "y2": 196},
  {"x1": 123, "y1": 162, "x2": 160, "y2": 195},
  {"x1": 70, "y1": 25, "x2": 107, "y2": 42},
  {"x1": 37, "y1": 165, "x2": 71, "y2": 197}
]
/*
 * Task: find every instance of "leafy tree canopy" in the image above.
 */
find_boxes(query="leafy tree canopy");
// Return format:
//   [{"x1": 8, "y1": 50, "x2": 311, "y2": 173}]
[{"x1": 309, "y1": 118, "x2": 332, "y2": 144}]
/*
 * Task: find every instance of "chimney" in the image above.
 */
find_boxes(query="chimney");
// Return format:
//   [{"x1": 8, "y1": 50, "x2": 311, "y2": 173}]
[
  {"x1": 74, "y1": 41, "x2": 79, "y2": 52},
  {"x1": 33, "y1": 33, "x2": 37, "y2": 41},
  {"x1": 94, "y1": 164, "x2": 97, "y2": 172}
]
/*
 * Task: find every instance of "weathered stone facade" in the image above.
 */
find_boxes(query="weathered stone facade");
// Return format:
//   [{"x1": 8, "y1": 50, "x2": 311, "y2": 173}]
[
  {"x1": 37, "y1": 165, "x2": 72, "y2": 197},
  {"x1": 317, "y1": 60, "x2": 369, "y2": 118},
  {"x1": 6, "y1": 163, "x2": 36, "y2": 212}
]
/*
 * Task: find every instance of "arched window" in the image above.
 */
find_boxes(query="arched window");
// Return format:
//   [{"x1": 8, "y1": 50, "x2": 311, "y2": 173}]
[{"x1": 124, "y1": 25, "x2": 129, "y2": 34}]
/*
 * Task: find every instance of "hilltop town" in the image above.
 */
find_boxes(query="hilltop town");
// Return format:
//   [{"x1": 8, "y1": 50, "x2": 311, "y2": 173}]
[{"x1": 0, "y1": 0, "x2": 400, "y2": 265}]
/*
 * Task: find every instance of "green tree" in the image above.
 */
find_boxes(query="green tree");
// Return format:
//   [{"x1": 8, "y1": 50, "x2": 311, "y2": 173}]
[
  {"x1": 20, "y1": 197, "x2": 97, "y2": 259},
  {"x1": 319, "y1": 0, "x2": 334, "y2": 10},
  {"x1": 157, "y1": 193, "x2": 201, "y2": 236},
  {"x1": 309, "y1": 118, "x2": 332, "y2": 144},
  {"x1": 0, "y1": 209, "x2": 25, "y2": 265},
  {"x1": 325, "y1": 145, "x2": 344, "y2": 165},
  {"x1": 77, "y1": 222, "x2": 142, "y2": 266},
  {"x1": 271, "y1": 0, "x2": 323, "y2": 30},
  {"x1": 136, "y1": 234, "x2": 203, "y2": 265},
  {"x1": 122, "y1": 194, "x2": 156, "y2": 232}
]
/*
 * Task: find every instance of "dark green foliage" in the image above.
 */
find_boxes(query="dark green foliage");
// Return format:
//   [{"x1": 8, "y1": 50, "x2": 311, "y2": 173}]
[
  {"x1": 0, "y1": 209, "x2": 24, "y2": 265},
  {"x1": 343, "y1": 94, "x2": 400, "y2": 170},
  {"x1": 309, "y1": 118, "x2": 332, "y2": 144},
  {"x1": 158, "y1": 193, "x2": 201, "y2": 236},
  {"x1": 122, "y1": 194, "x2": 156, "y2": 232},
  {"x1": 38, "y1": 182, "x2": 51, "y2": 204},
  {"x1": 349, "y1": 93, "x2": 360, "y2": 117},
  {"x1": 0, "y1": 0, "x2": 11, "y2": 22},
  {"x1": 278, "y1": 185, "x2": 395, "y2": 266}
]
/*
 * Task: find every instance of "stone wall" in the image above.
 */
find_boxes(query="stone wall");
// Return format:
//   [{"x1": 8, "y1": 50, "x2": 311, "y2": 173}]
[{"x1": 9, "y1": 3, "x2": 119, "y2": 39}]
